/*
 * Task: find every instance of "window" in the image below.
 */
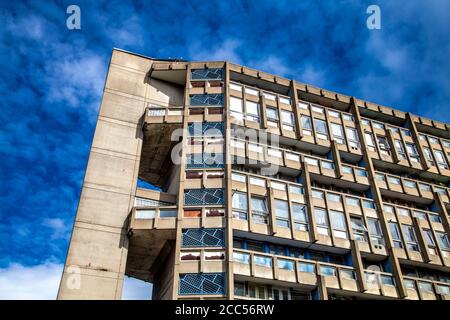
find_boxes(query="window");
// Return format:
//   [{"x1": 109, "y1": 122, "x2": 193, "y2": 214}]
[
  {"x1": 289, "y1": 185, "x2": 304, "y2": 195},
  {"x1": 312, "y1": 189, "x2": 324, "y2": 199},
  {"x1": 368, "y1": 219, "x2": 384, "y2": 246},
  {"x1": 443, "y1": 140, "x2": 450, "y2": 148},
  {"x1": 304, "y1": 157, "x2": 318, "y2": 167},
  {"x1": 244, "y1": 87, "x2": 259, "y2": 96},
  {"x1": 314, "y1": 119, "x2": 328, "y2": 140},
  {"x1": 252, "y1": 197, "x2": 269, "y2": 224},
  {"x1": 266, "y1": 108, "x2": 279, "y2": 126},
  {"x1": 436, "y1": 232, "x2": 450, "y2": 251},
  {"x1": 281, "y1": 110, "x2": 295, "y2": 131},
  {"x1": 387, "y1": 176, "x2": 401, "y2": 185},
  {"x1": 429, "y1": 214, "x2": 442, "y2": 223},
  {"x1": 423, "y1": 147, "x2": 434, "y2": 165},
  {"x1": 328, "y1": 110, "x2": 340, "y2": 118},
  {"x1": 279, "y1": 96, "x2": 291, "y2": 105},
  {"x1": 233, "y1": 252, "x2": 250, "y2": 264},
  {"x1": 232, "y1": 173, "x2": 246, "y2": 183},
  {"x1": 419, "y1": 183, "x2": 432, "y2": 192},
  {"x1": 372, "y1": 121, "x2": 384, "y2": 130},
  {"x1": 159, "y1": 209, "x2": 177, "y2": 218},
  {"x1": 135, "y1": 209, "x2": 155, "y2": 219},
  {"x1": 388, "y1": 126, "x2": 399, "y2": 134},
  {"x1": 232, "y1": 191, "x2": 248, "y2": 220},
  {"x1": 377, "y1": 136, "x2": 390, "y2": 154},
  {"x1": 311, "y1": 104, "x2": 323, "y2": 113},
  {"x1": 327, "y1": 193, "x2": 341, "y2": 203},
  {"x1": 263, "y1": 92, "x2": 276, "y2": 101},
  {"x1": 394, "y1": 140, "x2": 407, "y2": 159},
  {"x1": 350, "y1": 217, "x2": 367, "y2": 242},
  {"x1": 402, "y1": 129, "x2": 412, "y2": 137},
  {"x1": 362, "y1": 200, "x2": 376, "y2": 210},
  {"x1": 299, "y1": 262, "x2": 315, "y2": 273},
  {"x1": 245, "y1": 101, "x2": 260, "y2": 122},
  {"x1": 364, "y1": 132, "x2": 376, "y2": 151},
  {"x1": 292, "y1": 203, "x2": 308, "y2": 231},
  {"x1": 383, "y1": 204, "x2": 394, "y2": 214},
  {"x1": 298, "y1": 101, "x2": 309, "y2": 110},
  {"x1": 342, "y1": 166, "x2": 353, "y2": 174},
  {"x1": 301, "y1": 116, "x2": 312, "y2": 134},
  {"x1": 254, "y1": 255, "x2": 272, "y2": 268},
  {"x1": 342, "y1": 114, "x2": 354, "y2": 122},
  {"x1": 397, "y1": 207, "x2": 410, "y2": 217},
  {"x1": 278, "y1": 259, "x2": 295, "y2": 271},
  {"x1": 230, "y1": 83, "x2": 242, "y2": 92},
  {"x1": 355, "y1": 168, "x2": 368, "y2": 177},
  {"x1": 406, "y1": 143, "x2": 420, "y2": 162},
  {"x1": 389, "y1": 222, "x2": 403, "y2": 248},
  {"x1": 345, "y1": 127, "x2": 360, "y2": 148},
  {"x1": 375, "y1": 173, "x2": 386, "y2": 181},
  {"x1": 428, "y1": 136, "x2": 438, "y2": 144},
  {"x1": 230, "y1": 97, "x2": 244, "y2": 120},
  {"x1": 315, "y1": 208, "x2": 329, "y2": 236},
  {"x1": 321, "y1": 161, "x2": 334, "y2": 170},
  {"x1": 413, "y1": 210, "x2": 426, "y2": 221},
  {"x1": 423, "y1": 229, "x2": 437, "y2": 255},
  {"x1": 434, "y1": 150, "x2": 449, "y2": 169},
  {"x1": 403, "y1": 180, "x2": 417, "y2": 189},
  {"x1": 361, "y1": 119, "x2": 370, "y2": 126},
  {"x1": 331, "y1": 123, "x2": 345, "y2": 144},
  {"x1": 249, "y1": 176, "x2": 266, "y2": 187},
  {"x1": 330, "y1": 210, "x2": 348, "y2": 239},
  {"x1": 275, "y1": 199, "x2": 290, "y2": 228},
  {"x1": 402, "y1": 225, "x2": 419, "y2": 251},
  {"x1": 346, "y1": 196, "x2": 360, "y2": 207}
]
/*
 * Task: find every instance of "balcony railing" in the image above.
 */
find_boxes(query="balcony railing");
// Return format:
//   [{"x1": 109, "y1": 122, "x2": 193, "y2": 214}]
[{"x1": 403, "y1": 276, "x2": 450, "y2": 300}]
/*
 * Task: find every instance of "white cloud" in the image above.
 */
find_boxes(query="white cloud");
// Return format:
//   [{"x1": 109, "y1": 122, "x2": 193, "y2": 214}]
[
  {"x1": 0, "y1": 263, "x2": 63, "y2": 299},
  {"x1": 42, "y1": 218, "x2": 71, "y2": 240},
  {"x1": 0, "y1": 263, "x2": 153, "y2": 300},
  {"x1": 190, "y1": 39, "x2": 243, "y2": 63}
]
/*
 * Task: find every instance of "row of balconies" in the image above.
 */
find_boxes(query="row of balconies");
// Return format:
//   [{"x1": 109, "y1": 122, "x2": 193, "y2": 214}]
[
  {"x1": 232, "y1": 249, "x2": 450, "y2": 300},
  {"x1": 225, "y1": 139, "x2": 450, "y2": 204}
]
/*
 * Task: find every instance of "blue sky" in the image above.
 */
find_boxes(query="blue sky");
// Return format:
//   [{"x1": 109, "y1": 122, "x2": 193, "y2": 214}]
[{"x1": 0, "y1": 0, "x2": 449, "y2": 299}]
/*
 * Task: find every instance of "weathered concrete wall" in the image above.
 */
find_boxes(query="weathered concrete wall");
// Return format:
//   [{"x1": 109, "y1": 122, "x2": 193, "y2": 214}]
[{"x1": 58, "y1": 49, "x2": 180, "y2": 299}]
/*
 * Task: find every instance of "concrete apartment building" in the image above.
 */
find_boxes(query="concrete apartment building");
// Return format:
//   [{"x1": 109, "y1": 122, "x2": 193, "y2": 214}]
[{"x1": 58, "y1": 48, "x2": 450, "y2": 300}]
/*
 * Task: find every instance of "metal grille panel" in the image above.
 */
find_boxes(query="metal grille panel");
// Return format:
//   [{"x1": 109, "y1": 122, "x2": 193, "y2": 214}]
[
  {"x1": 179, "y1": 273, "x2": 225, "y2": 295},
  {"x1": 190, "y1": 94, "x2": 224, "y2": 107},
  {"x1": 184, "y1": 188, "x2": 224, "y2": 205},
  {"x1": 191, "y1": 68, "x2": 223, "y2": 80},
  {"x1": 182, "y1": 228, "x2": 225, "y2": 247},
  {"x1": 186, "y1": 154, "x2": 224, "y2": 169},
  {"x1": 188, "y1": 122, "x2": 224, "y2": 136}
]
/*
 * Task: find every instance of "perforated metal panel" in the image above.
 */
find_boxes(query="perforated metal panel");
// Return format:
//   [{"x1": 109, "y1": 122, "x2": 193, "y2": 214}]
[
  {"x1": 188, "y1": 122, "x2": 224, "y2": 136},
  {"x1": 184, "y1": 188, "x2": 224, "y2": 205},
  {"x1": 179, "y1": 273, "x2": 225, "y2": 295},
  {"x1": 190, "y1": 94, "x2": 224, "y2": 107},
  {"x1": 186, "y1": 153, "x2": 224, "y2": 169},
  {"x1": 191, "y1": 68, "x2": 223, "y2": 80},
  {"x1": 182, "y1": 228, "x2": 225, "y2": 247}
]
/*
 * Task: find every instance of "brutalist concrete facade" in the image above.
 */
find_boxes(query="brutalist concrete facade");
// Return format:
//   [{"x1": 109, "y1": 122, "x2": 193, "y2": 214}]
[{"x1": 58, "y1": 48, "x2": 450, "y2": 300}]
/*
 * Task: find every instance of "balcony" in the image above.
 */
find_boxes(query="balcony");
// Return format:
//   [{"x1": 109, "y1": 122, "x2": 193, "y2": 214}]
[
  {"x1": 230, "y1": 138, "x2": 370, "y2": 191},
  {"x1": 375, "y1": 170, "x2": 450, "y2": 206},
  {"x1": 403, "y1": 276, "x2": 450, "y2": 300},
  {"x1": 140, "y1": 107, "x2": 183, "y2": 188},
  {"x1": 232, "y1": 249, "x2": 400, "y2": 299},
  {"x1": 125, "y1": 191, "x2": 177, "y2": 283}
]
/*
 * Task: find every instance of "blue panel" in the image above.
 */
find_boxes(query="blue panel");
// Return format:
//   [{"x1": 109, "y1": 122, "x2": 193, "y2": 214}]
[
  {"x1": 179, "y1": 273, "x2": 225, "y2": 295},
  {"x1": 191, "y1": 68, "x2": 224, "y2": 80},
  {"x1": 190, "y1": 94, "x2": 224, "y2": 107},
  {"x1": 184, "y1": 188, "x2": 224, "y2": 205},
  {"x1": 186, "y1": 154, "x2": 224, "y2": 169},
  {"x1": 182, "y1": 228, "x2": 225, "y2": 247},
  {"x1": 188, "y1": 122, "x2": 224, "y2": 136}
]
